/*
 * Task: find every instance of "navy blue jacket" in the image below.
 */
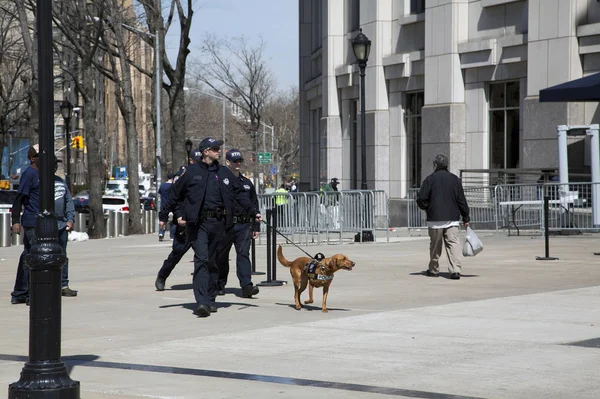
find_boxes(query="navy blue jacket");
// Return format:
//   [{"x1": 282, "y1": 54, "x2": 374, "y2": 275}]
[{"x1": 160, "y1": 161, "x2": 234, "y2": 227}]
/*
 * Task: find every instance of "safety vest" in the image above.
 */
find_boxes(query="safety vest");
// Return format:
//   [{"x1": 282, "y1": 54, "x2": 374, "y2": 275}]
[{"x1": 275, "y1": 188, "x2": 288, "y2": 205}]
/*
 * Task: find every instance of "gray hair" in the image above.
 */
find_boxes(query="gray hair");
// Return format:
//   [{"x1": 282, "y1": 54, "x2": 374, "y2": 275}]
[{"x1": 433, "y1": 154, "x2": 448, "y2": 170}]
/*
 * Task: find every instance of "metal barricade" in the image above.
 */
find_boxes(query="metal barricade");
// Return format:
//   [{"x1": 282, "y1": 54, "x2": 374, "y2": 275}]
[
  {"x1": 0, "y1": 212, "x2": 11, "y2": 247},
  {"x1": 257, "y1": 190, "x2": 390, "y2": 245},
  {"x1": 543, "y1": 182, "x2": 600, "y2": 232}
]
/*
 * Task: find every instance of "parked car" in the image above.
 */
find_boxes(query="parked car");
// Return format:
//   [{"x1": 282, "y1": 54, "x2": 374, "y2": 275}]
[
  {"x1": 0, "y1": 190, "x2": 18, "y2": 213},
  {"x1": 73, "y1": 190, "x2": 90, "y2": 213},
  {"x1": 102, "y1": 195, "x2": 130, "y2": 213},
  {"x1": 140, "y1": 196, "x2": 156, "y2": 212}
]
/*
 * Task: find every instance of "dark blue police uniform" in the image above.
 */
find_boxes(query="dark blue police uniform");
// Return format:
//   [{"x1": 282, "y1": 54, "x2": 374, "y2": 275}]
[
  {"x1": 216, "y1": 172, "x2": 260, "y2": 296},
  {"x1": 162, "y1": 148, "x2": 236, "y2": 316}
]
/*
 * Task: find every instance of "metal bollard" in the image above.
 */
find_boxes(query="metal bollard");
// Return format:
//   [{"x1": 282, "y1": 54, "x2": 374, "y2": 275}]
[
  {"x1": 150, "y1": 210, "x2": 157, "y2": 233},
  {"x1": 116, "y1": 211, "x2": 129, "y2": 236},
  {"x1": 144, "y1": 210, "x2": 152, "y2": 234},
  {"x1": 0, "y1": 212, "x2": 11, "y2": 247},
  {"x1": 76, "y1": 212, "x2": 88, "y2": 233},
  {"x1": 12, "y1": 230, "x2": 22, "y2": 246},
  {"x1": 104, "y1": 210, "x2": 116, "y2": 238}
]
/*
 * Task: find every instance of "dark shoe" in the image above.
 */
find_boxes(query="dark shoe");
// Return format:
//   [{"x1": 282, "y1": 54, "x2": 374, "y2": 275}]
[
  {"x1": 194, "y1": 304, "x2": 210, "y2": 317},
  {"x1": 155, "y1": 277, "x2": 166, "y2": 291},
  {"x1": 62, "y1": 287, "x2": 78, "y2": 297},
  {"x1": 208, "y1": 304, "x2": 218, "y2": 313},
  {"x1": 158, "y1": 234, "x2": 164, "y2": 242},
  {"x1": 242, "y1": 284, "x2": 259, "y2": 298},
  {"x1": 450, "y1": 273, "x2": 461, "y2": 280},
  {"x1": 217, "y1": 289, "x2": 225, "y2": 296},
  {"x1": 423, "y1": 270, "x2": 439, "y2": 277},
  {"x1": 11, "y1": 297, "x2": 27, "y2": 305}
]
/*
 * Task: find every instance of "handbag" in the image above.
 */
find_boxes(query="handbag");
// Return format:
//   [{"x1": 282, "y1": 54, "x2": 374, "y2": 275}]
[{"x1": 462, "y1": 226, "x2": 483, "y2": 257}]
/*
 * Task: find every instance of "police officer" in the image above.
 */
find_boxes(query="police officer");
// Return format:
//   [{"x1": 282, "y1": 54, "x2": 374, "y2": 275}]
[
  {"x1": 161, "y1": 137, "x2": 261, "y2": 317},
  {"x1": 215, "y1": 149, "x2": 260, "y2": 298},
  {"x1": 154, "y1": 150, "x2": 201, "y2": 291}
]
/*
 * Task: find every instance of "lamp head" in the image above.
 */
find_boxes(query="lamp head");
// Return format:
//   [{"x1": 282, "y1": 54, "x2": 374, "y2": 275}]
[
  {"x1": 184, "y1": 139, "x2": 193, "y2": 153},
  {"x1": 351, "y1": 28, "x2": 371, "y2": 65},
  {"x1": 60, "y1": 99, "x2": 74, "y2": 120}
]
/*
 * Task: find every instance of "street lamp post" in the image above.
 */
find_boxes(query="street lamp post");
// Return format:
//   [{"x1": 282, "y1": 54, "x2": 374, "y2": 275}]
[
  {"x1": 352, "y1": 28, "x2": 371, "y2": 190},
  {"x1": 9, "y1": 0, "x2": 80, "y2": 397},
  {"x1": 185, "y1": 139, "x2": 193, "y2": 165},
  {"x1": 183, "y1": 87, "x2": 227, "y2": 162},
  {"x1": 60, "y1": 100, "x2": 74, "y2": 195}
]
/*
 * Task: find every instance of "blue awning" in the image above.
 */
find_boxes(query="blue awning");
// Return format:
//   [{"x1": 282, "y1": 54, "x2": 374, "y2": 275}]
[{"x1": 539, "y1": 73, "x2": 600, "y2": 102}]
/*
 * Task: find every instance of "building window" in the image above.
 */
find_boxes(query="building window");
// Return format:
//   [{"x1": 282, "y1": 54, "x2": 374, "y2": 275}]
[
  {"x1": 489, "y1": 81, "x2": 520, "y2": 170},
  {"x1": 346, "y1": 0, "x2": 360, "y2": 32},
  {"x1": 405, "y1": 91, "x2": 424, "y2": 188},
  {"x1": 411, "y1": 0, "x2": 425, "y2": 14}
]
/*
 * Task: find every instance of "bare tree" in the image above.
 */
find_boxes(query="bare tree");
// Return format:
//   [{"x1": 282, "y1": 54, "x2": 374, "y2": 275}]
[
  {"x1": 86, "y1": 0, "x2": 145, "y2": 234},
  {"x1": 137, "y1": 0, "x2": 194, "y2": 173},
  {"x1": 52, "y1": 0, "x2": 109, "y2": 238},
  {"x1": 13, "y1": 0, "x2": 39, "y2": 142},
  {"x1": 191, "y1": 35, "x2": 274, "y2": 184},
  {"x1": 263, "y1": 87, "x2": 300, "y2": 184},
  {"x1": 0, "y1": 2, "x2": 31, "y2": 175}
]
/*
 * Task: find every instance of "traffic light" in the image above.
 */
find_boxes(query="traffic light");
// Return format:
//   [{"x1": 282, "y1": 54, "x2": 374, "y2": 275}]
[{"x1": 71, "y1": 136, "x2": 84, "y2": 149}]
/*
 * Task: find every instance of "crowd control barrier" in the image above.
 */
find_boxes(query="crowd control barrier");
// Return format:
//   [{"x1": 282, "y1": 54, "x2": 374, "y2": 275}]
[{"x1": 257, "y1": 190, "x2": 390, "y2": 245}]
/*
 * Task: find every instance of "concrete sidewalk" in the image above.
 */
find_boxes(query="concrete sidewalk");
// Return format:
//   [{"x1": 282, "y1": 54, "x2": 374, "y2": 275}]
[{"x1": 1, "y1": 230, "x2": 599, "y2": 398}]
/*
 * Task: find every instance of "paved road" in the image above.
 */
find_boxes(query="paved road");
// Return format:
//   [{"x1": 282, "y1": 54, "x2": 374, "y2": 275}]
[{"x1": 1, "y1": 230, "x2": 599, "y2": 398}]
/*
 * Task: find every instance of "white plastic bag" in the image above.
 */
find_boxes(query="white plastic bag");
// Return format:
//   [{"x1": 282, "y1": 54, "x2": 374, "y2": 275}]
[{"x1": 462, "y1": 226, "x2": 483, "y2": 257}]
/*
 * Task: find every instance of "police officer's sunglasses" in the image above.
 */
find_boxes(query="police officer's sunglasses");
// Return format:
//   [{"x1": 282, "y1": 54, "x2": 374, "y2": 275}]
[{"x1": 209, "y1": 147, "x2": 221, "y2": 152}]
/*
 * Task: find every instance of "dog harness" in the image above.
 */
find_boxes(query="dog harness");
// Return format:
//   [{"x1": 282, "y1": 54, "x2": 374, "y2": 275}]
[{"x1": 304, "y1": 253, "x2": 333, "y2": 282}]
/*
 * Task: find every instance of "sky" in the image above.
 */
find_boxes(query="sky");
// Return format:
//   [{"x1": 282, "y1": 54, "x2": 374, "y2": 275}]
[{"x1": 163, "y1": 0, "x2": 299, "y2": 91}]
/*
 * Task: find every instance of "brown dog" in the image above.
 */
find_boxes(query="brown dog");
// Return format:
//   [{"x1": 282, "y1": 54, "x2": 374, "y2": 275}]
[{"x1": 277, "y1": 245, "x2": 355, "y2": 312}]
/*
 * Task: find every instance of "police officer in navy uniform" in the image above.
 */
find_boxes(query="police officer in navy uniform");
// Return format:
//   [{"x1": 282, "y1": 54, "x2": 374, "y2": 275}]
[
  {"x1": 215, "y1": 149, "x2": 261, "y2": 298},
  {"x1": 162, "y1": 137, "x2": 261, "y2": 317},
  {"x1": 154, "y1": 150, "x2": 201, "y2": 291}
]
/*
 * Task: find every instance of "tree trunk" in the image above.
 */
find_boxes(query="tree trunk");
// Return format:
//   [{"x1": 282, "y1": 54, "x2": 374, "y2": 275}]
[
  {"x1": 82, "y1": 66, "x2": 106, "y2": 239},
  {"x1": 170, "y1": 91, "x2": 187, "y2": 170}
]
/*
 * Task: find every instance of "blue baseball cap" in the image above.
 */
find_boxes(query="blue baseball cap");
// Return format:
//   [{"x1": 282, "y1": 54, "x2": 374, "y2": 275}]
[
  {"x1": 198, "y1": 137, "x2": 223, "y2": 153},
  {"x1": 189, "y1": 149, "x2": 203, "y2": 162},
  {"x1": 226, "y1": 149, "x2": 243, "y2": 162}
]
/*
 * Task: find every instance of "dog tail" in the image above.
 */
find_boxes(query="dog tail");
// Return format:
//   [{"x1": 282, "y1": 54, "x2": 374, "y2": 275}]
[{"x1": 277, "y1": 245, "x2": 293, "y2": 267}]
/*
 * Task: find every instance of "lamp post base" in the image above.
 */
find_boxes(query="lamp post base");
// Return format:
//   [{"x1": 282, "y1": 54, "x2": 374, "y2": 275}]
[{"x1": 9, "y1": 360, "x2": 80, "y2": 399}]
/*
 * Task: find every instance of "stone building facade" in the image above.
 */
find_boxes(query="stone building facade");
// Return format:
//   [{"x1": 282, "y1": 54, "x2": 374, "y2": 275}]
[{"x1": 299, "y1": 0, "x2": 600, "y2": 224}]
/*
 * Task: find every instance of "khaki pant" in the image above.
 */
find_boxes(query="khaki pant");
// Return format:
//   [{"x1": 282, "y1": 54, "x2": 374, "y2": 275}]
[{"x1": 428, "y1": 226, "x2": 462, "y2": 274}]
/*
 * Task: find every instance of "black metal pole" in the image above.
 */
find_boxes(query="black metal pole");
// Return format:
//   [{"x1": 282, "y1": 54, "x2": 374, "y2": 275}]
[
  {"x1": 251, "y1": 236, "x2": 256, "y2": 273},
  {"x1": 9, "y1": 0, "x2": 80, "y2": 397},
  {"x1": 536, "y1": 195, "x2": 558, "y2": 261},
  {"x1": 360, "y1": 62, "x2": 367, "y2": 190},
  {"x1": 65, "y1": 116, "x2": 72, "y2": 194},
  {"x1": 271, "y1": 208, "x2": 277, "y2": 281},
  {"x1": 265, "y1": 209, "x2": 272, "y2": 282}
]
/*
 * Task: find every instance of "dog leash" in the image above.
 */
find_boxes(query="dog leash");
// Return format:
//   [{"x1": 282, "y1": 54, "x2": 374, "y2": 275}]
[{"x1": 260, "y1": 219, "x2": 315, "y2": 259}]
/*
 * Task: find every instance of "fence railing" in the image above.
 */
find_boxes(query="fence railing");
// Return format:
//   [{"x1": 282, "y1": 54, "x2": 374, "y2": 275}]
[
  {"x1": 408, "y1": 182, "x2": 600, "y2": 235},
  {"x1": 257, "y1": 190, "x2": 390, "y2": 245}
]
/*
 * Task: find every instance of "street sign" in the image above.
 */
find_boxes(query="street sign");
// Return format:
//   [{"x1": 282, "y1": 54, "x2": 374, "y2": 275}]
[
  {"x1": 258, "y1": 152, "x2": 271, "y2": 164},
  {"x1": 269, "y1": 165, "x2": 277, "y2": 175}
]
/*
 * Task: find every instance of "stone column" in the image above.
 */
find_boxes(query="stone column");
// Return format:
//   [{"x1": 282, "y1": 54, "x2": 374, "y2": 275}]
[
  {"x1": 523, "y1": 0, "x2": 584, "y2": 169},
  {"x1": 421, "y1": 0, "x2": 468, "y2": 175}
]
